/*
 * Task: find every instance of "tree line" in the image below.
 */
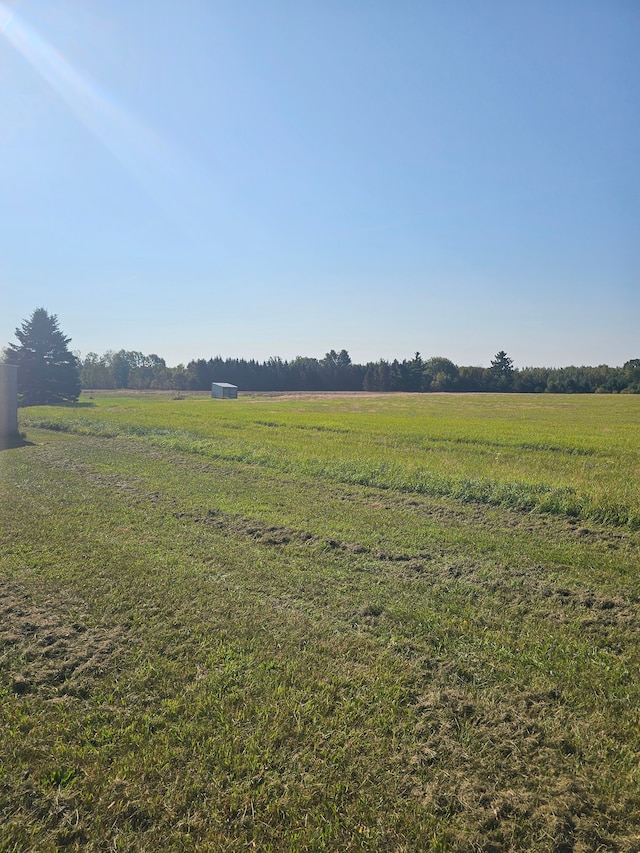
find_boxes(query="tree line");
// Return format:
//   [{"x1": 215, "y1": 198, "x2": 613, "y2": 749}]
[
  {"x1": 81, "y1": 348, "x2": 640, "y2": 395},
  {"x1": 4, "y1": 310, "x2": 640, "y2": 406}
]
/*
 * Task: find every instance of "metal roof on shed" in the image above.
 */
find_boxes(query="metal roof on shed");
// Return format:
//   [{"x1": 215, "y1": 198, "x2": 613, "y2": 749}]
[{"x1": 211, "y1": 382, "x2": 238, "y2": 388}]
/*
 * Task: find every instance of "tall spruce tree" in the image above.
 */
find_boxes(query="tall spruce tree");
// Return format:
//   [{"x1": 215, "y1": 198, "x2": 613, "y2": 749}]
[
  {"x1": 5, "y1": 308, "x2": 81, "y2": 405},
  {"x1": 489, "y1": 350, "x2": 515, "y2": 391}
]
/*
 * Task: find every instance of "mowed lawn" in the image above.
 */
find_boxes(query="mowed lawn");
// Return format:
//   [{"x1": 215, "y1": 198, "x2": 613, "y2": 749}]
[{"x1": 1, "y1": 392, "x2": 639, "y2": 851}]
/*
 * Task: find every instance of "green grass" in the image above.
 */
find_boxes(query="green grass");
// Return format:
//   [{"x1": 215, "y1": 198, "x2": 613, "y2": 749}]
[
  {"x1": 1, "y1": 392, "x2": 639, "y2": 851},
  {"x1": 21, "y1": 391, "x2": 640, "y2": 528}
]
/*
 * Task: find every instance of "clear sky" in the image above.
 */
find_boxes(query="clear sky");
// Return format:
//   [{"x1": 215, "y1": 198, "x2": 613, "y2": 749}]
[{"x1": 1, "y1": 1, "x2": 638, "y2": 368}]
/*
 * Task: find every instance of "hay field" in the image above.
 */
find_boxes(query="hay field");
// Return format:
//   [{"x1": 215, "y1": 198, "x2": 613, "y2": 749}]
[{"x1": 2, "y1": 392, "x2": 639, "y2": 851}]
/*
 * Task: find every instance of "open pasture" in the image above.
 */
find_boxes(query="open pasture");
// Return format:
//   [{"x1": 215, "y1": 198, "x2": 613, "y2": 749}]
[
  {"x1": 22, "y1": 391, "x2": 640, "y2": 528},
  {"x1": 2, "y1": 392, "x2": 640, "y2": 851}
]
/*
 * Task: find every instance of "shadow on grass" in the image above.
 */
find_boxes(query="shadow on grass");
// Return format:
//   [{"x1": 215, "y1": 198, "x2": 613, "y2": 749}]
[{"x1": 0, "y1": 433, "x2": 35, "y2": 451}]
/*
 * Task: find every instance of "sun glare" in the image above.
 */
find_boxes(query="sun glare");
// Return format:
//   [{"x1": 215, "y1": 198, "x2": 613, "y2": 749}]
[{"x1": 0, "y1": 2, "x2": 201, "y2": 225}]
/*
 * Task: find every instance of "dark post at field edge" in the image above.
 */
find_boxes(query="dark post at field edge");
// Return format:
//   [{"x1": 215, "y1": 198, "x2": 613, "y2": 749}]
[{"x1": 0, "y1": 363, "x2": 19, "y2": 438}]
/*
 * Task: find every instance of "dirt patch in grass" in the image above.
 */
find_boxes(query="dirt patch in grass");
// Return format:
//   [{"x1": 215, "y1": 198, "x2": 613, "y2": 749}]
[
  {"x1": 0, "y1": 581, "x2": 127, "y2": 701},
  {"x1": 175, "y1": 508, "x2": 314, "y2": 546},
  {"x1": 175, "y1": 508, "x2": 371, "y2": 553}
]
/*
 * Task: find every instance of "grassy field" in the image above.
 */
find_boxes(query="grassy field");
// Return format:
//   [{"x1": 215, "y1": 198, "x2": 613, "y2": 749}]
[{"x1": 1, "y1": 392, "x2": 639, "y2": 851}]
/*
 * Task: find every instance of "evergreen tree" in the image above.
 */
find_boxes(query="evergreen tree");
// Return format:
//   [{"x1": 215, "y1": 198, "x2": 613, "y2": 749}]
[
  {"x1": 489, "y1": 350, "x2": 514, "y2": 390},
  {"x1": 5, "y1": 308, "x2": 81, "y2": 405},
  {"x1": 405, "y1": 352, "x2": 424, "y2": 391},
  {"x1": 490, "y1": 350, "x2": 514, "y2": 374}
]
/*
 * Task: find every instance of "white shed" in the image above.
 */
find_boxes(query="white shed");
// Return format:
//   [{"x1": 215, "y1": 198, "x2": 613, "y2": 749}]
[{"x1": 211, "y1": 382, "x2": 238, "y2": 399}]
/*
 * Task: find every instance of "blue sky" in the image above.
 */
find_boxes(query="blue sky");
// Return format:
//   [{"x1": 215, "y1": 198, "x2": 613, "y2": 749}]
[{"x1": 1, "y1": 1, "x2": 638, "y2": 368}]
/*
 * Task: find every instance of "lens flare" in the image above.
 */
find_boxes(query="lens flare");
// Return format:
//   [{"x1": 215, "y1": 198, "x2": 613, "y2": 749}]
[{"x1": 0, "y1": 2, "x2": 202, "y2": 225}]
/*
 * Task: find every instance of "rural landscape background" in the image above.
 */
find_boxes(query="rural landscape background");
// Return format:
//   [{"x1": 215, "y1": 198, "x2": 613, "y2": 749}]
[
  {"x1": 6, "y1": 306, "x2": 640, "y2": 399},
  {"x1": 79, "y1": 348, "x2": 640, "y2": 395},
  {"x1": 2, "y1": 1, "x2": 639, "y2": 850}
]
